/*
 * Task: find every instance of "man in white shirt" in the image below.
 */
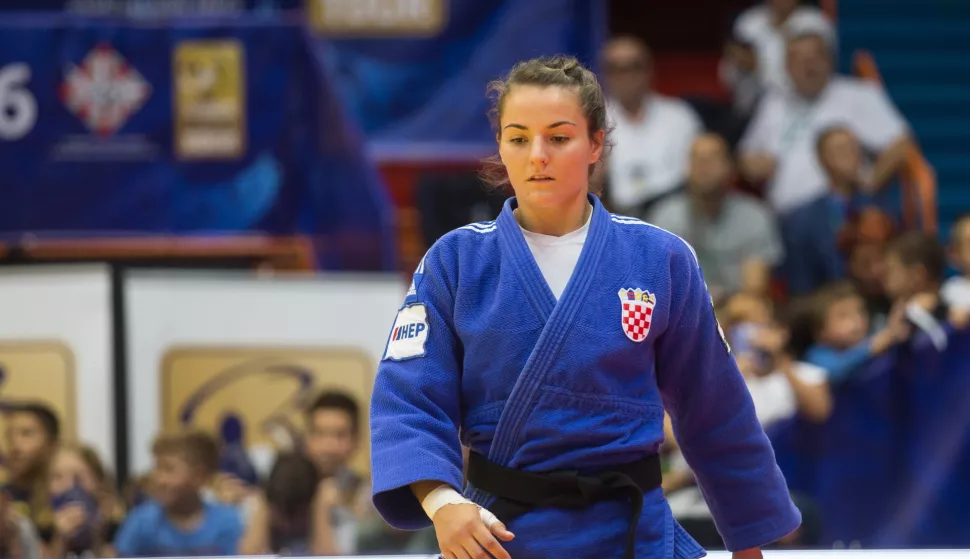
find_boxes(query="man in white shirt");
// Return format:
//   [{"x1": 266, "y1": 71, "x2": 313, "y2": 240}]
[
  {"x1": 723, "y1": 0, "x2": 835, "y2": 96},
  {"x1": 601, "y1": 36, "x2": 702, "y2": 216},
  {"x1": 739, "y1": 30, "x2": 913, "y2": 215},
  {"x1": 646, "y1": 133, "x2": 783, "y2": 301}
]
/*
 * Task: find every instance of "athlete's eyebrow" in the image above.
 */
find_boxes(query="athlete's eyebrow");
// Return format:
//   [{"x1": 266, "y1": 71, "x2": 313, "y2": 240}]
[{"x1": 503, "y1": 121, "x2": 577, "y2": 130}]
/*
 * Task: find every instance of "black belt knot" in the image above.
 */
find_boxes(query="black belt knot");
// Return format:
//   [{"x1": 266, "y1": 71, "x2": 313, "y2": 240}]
[{"x1": 466, "y1": 452, "x2": 662, "y2": 559}]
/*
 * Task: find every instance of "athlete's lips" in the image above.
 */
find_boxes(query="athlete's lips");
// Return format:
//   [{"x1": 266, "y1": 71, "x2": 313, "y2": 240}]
[{"x1": 528, "y1": 175, "x2": 553, "y2": 181}]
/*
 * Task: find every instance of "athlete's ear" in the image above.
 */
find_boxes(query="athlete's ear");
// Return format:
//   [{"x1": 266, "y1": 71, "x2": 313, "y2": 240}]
[{"x1": 590, "y1": 129, "x2": 605, "y2": 164}]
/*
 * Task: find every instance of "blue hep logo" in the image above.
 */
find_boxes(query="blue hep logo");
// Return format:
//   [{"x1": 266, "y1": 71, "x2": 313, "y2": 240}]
[{"x1": 391, "y1": 322, "x2": 425, "y2": 341}]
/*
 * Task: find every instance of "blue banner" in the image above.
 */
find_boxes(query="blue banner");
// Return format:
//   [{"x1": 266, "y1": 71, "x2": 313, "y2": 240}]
[
  {"x1": 0, "y1": 16, "x2": 395, "y2": 271},
  {"x1": 313, "y1": 0, "x2": 607, "y2": 161},
  {"x1": 0, "y1": 0, "x2": 300, "y2": 17}
]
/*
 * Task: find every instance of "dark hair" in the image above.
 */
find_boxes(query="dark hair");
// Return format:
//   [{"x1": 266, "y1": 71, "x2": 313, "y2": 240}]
[
  {"x1": 814, "y1": 124, "x2": 853, "y2": 161},
  {"x1": 887, "y1": 230, "x2": 947, "y2": 285},
  {"x1": 810, "y1": 281, "x2": 862, "y2": 337},
  {"x1": 306, "y1": 391, "x2": 360, "y2": 434},
  {"x1": 9, "y1": 402, "x2": 60, "y2": 442},
  {"x1": 780, "y1": 296, "x2": 818, "y2": 359},
  {"x1": 479, "y1": 55, "x2": 613, "y2": 194},
  {"x1": 265, "y1": 452, "x2": 319, "y2": 516},
  {"x1": 152, "y1": 430, "x2": 220, "y2": 475}
]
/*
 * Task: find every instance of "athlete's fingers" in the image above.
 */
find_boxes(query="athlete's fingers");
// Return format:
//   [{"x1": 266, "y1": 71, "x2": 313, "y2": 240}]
[
  {"x1": 474, "y1": 523, "x2": 511, "y2": 559},
  {"x1": 461, "y1": 534, "x2": 493, "y2": 559}
]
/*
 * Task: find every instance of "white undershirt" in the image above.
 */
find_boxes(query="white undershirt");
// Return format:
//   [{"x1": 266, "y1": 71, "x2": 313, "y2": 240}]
[{"x1": 518, "y1": 209, "x2": 591, "y2": 300}]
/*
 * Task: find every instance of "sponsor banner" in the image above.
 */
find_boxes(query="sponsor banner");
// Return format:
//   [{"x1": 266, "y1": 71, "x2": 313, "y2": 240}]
[
  {"x1": 0, "y1": 18, "x2": 395, "y2": 272},
  {"x1": 124, "y1": 270, "x2": 404, "y2": 476}
]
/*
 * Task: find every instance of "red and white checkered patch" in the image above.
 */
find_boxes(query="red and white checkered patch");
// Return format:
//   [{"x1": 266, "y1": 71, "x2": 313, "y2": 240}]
[{"x1": 619, "y1": 288, "x2": 656, "y2": 343}]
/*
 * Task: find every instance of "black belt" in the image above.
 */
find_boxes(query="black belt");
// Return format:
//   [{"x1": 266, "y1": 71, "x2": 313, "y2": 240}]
[{"x1": 466, "y1": 452, "x2": 662, "y2": 559}]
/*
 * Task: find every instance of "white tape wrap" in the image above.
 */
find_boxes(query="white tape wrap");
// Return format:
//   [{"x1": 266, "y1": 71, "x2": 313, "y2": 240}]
[
  {"x1": 421, "y1": 485, "x2": 474, "y2": 520},
  {"x1": 420, "y1": 485, "x2": 501, "y2": 528}
]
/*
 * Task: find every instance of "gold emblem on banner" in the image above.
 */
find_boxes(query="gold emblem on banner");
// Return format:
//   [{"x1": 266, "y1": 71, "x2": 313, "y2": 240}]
[
  {"x1": 0, "y1": 342, "x2": 76, "y2": 485},
  {"x1": 160, "y1": 346, "x2": 374, "y2": 475},
  {"x1": 173, "y1": 40, "x2": 246, "y2": 160},
  {"x1": 307, "y1": 0, "x2": 447, "y2": 36}
]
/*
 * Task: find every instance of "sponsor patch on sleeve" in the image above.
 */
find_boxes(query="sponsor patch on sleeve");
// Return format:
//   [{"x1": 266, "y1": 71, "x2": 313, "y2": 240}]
[{"x1": 383, "y1": 304, "x2": 429, "y2": 361}]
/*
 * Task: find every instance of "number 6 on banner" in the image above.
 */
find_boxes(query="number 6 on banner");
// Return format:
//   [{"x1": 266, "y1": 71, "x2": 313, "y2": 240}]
[{"x1": 0, "y1": 63, "x2": 38, "y2": 141}]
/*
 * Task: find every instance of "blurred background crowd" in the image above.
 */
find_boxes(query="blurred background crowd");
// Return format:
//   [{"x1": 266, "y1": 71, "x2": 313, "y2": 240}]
[{"x1": 1, "y1": 0, "x2": 969, "y2": 557}]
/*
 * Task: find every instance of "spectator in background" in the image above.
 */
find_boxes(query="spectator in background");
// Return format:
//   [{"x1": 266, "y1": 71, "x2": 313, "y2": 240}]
[
  {"x1": 646, "y1": 133, "x2": 782, "y2": 301},
  {"x1": 739, "y1": 31, "x2": 913, "y2": 216},
  {"x1": 302, "y1": 391, "x2": 438, "y2": 555},
  {"x1": 942, "y1": 214, "x2": 970, "y2": 310},
  {"x1": 47, "y1": 443, "x2": 124, "y2": 558},
  {"x1": 882, "y1": 232, "x2": 960, "y2": 343},
  {"x1": 1, "y1": 402, "x2": 59, "y2": 542},
  {"x1": 723, "y1": 0, "x2": 834, "y2": 95},
  {"x1": 240, "y1": 452, "x2": 330, "y2": 556},
  {"x1": 805, "y1": 282, "x2": 911, "y2": 384},
  {"x1": 303, "y1": 391, "x2": 372, "y2": 555},
  {"x1": 842, "y1": 208, "x2": 896, "y2": 330},
  {"x1": 718, "y1": 34, "x2": 762, "y2": 149},
  {"x1": 1, "y1": 488, "x2": 41, "y2": 559},
  {"x1": 602, "y1": 35, "x2": 702, "y2": 216},
  {"x1": 782, "y1": 126, "x2": 881, "y2": 295},
  {"x1": 114, "y1": 431, "x2": 242, "y2": 557}
]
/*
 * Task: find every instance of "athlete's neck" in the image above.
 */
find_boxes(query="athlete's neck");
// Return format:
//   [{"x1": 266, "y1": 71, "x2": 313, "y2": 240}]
[{"x1": 515, "y1": 197, "x2": 591, "y2": 237}]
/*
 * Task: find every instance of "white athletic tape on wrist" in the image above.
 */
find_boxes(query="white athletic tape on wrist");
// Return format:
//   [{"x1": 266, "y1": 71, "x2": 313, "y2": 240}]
[
  {"x1": 421, "y1": 485, "x2": 472, "y2": 519},
  {"x1": 421, "y1": 485, "x2": 501, "y2": 528}
]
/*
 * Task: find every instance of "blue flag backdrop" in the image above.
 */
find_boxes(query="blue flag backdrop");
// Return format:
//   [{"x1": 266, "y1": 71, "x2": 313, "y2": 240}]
[{"x1": 0, "y1": 15, "x2": 395, "y2": 270}]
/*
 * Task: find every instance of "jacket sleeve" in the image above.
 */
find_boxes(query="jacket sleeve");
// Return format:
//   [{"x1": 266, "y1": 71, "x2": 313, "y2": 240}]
[
  {"x1": 655, "y1": 239, "x2": 801, "y2": 551},
  {"x1": 370, "y1": 245, "x2": 465, "y2": 530}
]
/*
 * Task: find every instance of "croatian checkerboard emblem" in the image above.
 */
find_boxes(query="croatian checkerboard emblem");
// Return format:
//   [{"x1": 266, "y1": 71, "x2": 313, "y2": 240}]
[{"x1": 618, "y1": 288, "x2": 656, "y2": 342}]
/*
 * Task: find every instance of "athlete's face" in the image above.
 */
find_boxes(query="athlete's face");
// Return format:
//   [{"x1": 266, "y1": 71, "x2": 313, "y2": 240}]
[{"x1": 498, "y1": 85, "x2": 604, "y2": 210}]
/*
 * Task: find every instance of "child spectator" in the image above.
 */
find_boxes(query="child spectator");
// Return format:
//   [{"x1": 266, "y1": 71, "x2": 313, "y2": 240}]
[
  {"x1": 883, "y1": 230, "x2": 966, "y2": 343},
  {"x1": 239, "y1": 451, "x2": 333, "y2": 556},
  {"x1": 805, "y1": 282, "x2": 910, "y2": 383},
  {"x1": 114, "y1": 431, "x2": 242, "y2": 557},
  {"x1": 303, "y1": 391, "x2": 374, "y2": 555},
  {"x1": 47, "y1": 443, "x2": 124, "y2": 558},
  {"x1": 884, "y1": 231, "x2": 947, "y2": 310},
  {"x1": 1, "y1": 402, "x2": 59, "y2": 542}
]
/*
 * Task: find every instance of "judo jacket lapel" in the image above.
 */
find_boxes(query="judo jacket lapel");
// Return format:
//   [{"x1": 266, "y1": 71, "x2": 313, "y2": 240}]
[{"x1": 485, "y1": 195, "x2": 612, "y2": 470}]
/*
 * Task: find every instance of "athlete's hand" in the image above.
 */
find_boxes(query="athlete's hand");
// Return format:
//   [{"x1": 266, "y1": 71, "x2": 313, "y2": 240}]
[{"x1": 433, "y1": 502, "x2": 514, "y2": 559}]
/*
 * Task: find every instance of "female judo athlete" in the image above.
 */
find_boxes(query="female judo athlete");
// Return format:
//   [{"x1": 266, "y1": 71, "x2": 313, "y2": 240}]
[{"x1": 369, "y1": 55, "x2": 801, "y2": 559}]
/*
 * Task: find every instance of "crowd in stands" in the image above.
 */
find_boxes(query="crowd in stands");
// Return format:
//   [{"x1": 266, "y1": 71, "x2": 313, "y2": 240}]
[
  {"x1": 2, "y1": 0, "x2": 966, "y2": 556},
  {"x1": 599, "y1": 0, "x2": 968, "y2": 550},
  {"x1": 1, "y1": 393, "x2": 440, "y2": 559}
]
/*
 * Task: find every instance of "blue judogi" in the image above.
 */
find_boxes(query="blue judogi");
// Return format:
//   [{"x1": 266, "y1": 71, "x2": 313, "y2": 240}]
[{"x1": 371, "y1": 194, "x2": 800, "y2": 558}]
